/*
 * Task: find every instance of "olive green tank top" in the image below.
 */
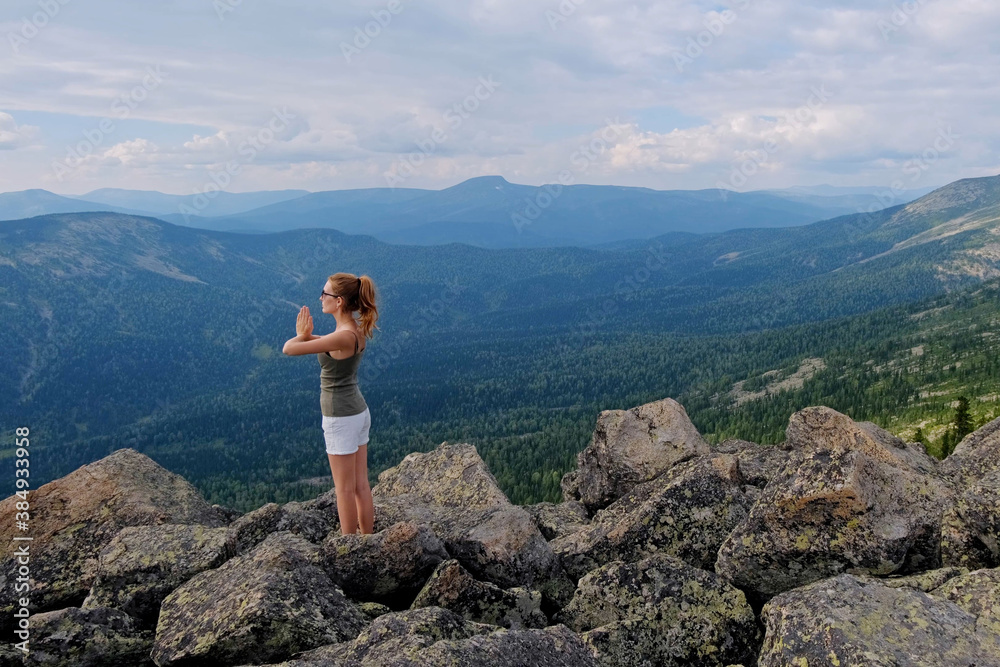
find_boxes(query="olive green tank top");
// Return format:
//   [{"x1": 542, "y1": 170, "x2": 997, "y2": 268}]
[{"x1": 318, "y1": 330, "x2": 368, "y2": 417}]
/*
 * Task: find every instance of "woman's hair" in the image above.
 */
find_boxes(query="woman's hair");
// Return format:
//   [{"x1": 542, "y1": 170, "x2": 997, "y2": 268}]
[{"x1": 329, "y1": 272, "x2": 380, "y2": 340}]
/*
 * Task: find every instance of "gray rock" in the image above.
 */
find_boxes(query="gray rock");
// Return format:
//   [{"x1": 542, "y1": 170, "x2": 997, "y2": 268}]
[
  {"x1": 151, "y1": 531, "x2": 366, "y2": 666},
  {"x1": 372, "y1": 495, "x2": 576, "y2": 614},
  {"x1": 372, "y1": 442, "x2": 512, "y2": 508},
  {"x1": 522, "y1": 500, "x2": 590, "y2": 541},
  {"x1": 939, "y1": 414, "x2": 1000, "y2": 485},
  {"x1": 552, "y1": 454, "x2": 752, "y2": 580},
  {"x1": 930, "y1": 567, "x2": 1000, "y2": 635},
  {"x1": 23, "y1": 606, "x2": 154, "y2": 667},
  {"x1": 561, "y1": 398, "x2": 710, "y2": 514},
  {"x1": 226, "y1": 498, "x2": 340, "y2": 555},
  {"x1": 320, "y1": 521, "x2": 449, "y2": 609},
  {"x1": 870, "y1": 566, "x2": 969, "y2": 592},
  {"x1": 758, "y1": 573, "x2": 1000, "y2": 666},
  {"x1": 943, "y1": 469, "x2": 1000, "y2": 569},
  {"x1": 410, "y1": 559, "x2": 548, "y2": 629},
  {"x1": 82, "y1": 523, "x2": 237, "y2": 627},
  {"x1": 713, "y1": 438, "x2": 788, "y2": 488},
  {"x1": 0, "y1": 448, "x2": 229, "y2": 618},
  {"x1": 717, "y1": 407, "x2": 951, "y2": 597},
  {"x1": 554, "y1": 553, "x2": 759, "y2": 667}
]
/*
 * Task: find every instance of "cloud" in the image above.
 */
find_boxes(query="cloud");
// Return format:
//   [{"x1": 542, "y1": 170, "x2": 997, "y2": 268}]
[
  {"x1": 0, "y1": 0, "x2": 997, "y2": 192},
  {"x1": 0, "y1": 112, "x2": 41, "y2": 150}
]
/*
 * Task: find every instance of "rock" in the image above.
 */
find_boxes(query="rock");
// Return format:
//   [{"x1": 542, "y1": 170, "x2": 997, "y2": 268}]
[
  {"x1": 151, "y1": 531, "x2": 366, "y2": 666},
  {"x1": 358, "y1": 601, "x2": 393, "y2": 621},
  {"x1": 372, "y1": 495, "x2": 576, "y2": 615},
  {"x1": 225, "y1": 499, "x2": 341, "y2": 555},
  {"x1": 275, "y1": 606, "x2": 497, "y2": 666},
  {"x1": 716, "y1": 407, "x2": 951, "y2": 598},
  {"x1": 554, "y1": 553, "x2": 759, "y2": 667},
  {"x1": 320, "y1": 521, "x2": 449, "y2": 609},
  {"x1": 82, "y1": 523, "x2": 237, "y2": 627},
  {"x1": 552, "y1": 454, "x2": 752, "y2": 580},
  {"x1": 372, "y1": 442, "x2": 512, "y2": 508},
  {"x1": 873, "y1": 566, "x2": 969, "y2": 592},
  {"x1": 561, "y1": 398, "x2": 710, "y2": 514},
  {"x1": 0, "y1": 448, "x2": 229, "y2": 619},
  {"x1": 23, "y1": 606, "x2": 154, "y2": 667},
  {"x1": 939, "y1": 414, "x2": 1000, "y2": 485},
  {"x1": 523, "y1": 500, "x2": 590, "y2": 541},
  {"x1": 410, "y1": 559, "x2": 548, "y2": 629},
  {"x1": 758, "y1": 573, "x2": 1000, "y2": 666},
  {"x1": 930, "y1": 567, "x2": 1000, "y2": 635},
  {"x1": 404, "y1": 623, "x2": 599, "y2": 667},
  {"x1": 943, "y1": 469, "x2": 1000, "y2": 569},
  {"x1": 712, "y1": 439, "x2": 787, "y2": 488},
  {"x1": 211, "y1": 504, "x2": 243, "y2": 524}
]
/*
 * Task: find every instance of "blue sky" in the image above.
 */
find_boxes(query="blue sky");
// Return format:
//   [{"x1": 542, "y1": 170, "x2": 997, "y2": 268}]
[{"x1": 0, "y1": 0, "x2": 996, "y2": 195}]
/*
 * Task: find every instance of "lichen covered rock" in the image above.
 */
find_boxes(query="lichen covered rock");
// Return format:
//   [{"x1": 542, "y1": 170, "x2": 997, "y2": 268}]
[
  {"x1": 758, "y1": 573, "x2": 1000, "y2": 666},
  {"x1": 553, "y1": 454, "x2": 752, "y2": 580},
  {"x1": 23, "y1": 606, "x2": 154, "y2": 667},
  {"x1": 0, "y1": 448, "x2": 229, "y2": 618},
  {"x1": 523, "y1": 500, "x2": 590, "y2": 541},
  {"x1": 716, "y1": 407, "x2": 951, "y2": 597},
  {"x1": 372, "y1": 442, "x2": 512, "y2": 508},
  {"x1": 82, "y1": 523, "x2": 237, "y2": 627},
  {"x1": 320, "y1": 521, "x2": 449, "y2": 609},
  {"x1": 555, "y1": 553, "x2": 759, "y2": 667},
  {"x1": 410, "y1": 559, "x2": 547, "y2": 629},
  {"x1": 151, "y1": 531, "x2": 366, "y2": 666},
  {"x1": 561, "y1": 397, "x2": 710, "y2": 513}
]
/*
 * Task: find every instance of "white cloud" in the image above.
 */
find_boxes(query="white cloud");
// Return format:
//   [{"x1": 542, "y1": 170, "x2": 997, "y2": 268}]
[
  {"x1": 0, "y1": 0, "x2": 997, "y2": 192},
  {"x1": 0, "y1": 112, "x2": 41, "y2": 150}
]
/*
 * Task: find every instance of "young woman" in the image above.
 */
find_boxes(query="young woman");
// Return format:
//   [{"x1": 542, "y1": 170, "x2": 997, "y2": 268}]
[{"x1": 282, "y1": 273, "x2": 379, "y2": 535}]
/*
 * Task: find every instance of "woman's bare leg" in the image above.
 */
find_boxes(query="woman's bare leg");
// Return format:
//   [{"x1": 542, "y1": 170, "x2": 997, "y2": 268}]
[
  {"x1": 328, "y1": 452, "x2": 359, "y2": 535},
  {"x1": 354, "y1": 443, "x2": 374, "y2": 534}
]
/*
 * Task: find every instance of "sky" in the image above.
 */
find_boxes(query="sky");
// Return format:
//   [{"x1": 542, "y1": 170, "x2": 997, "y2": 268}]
[{"x1": 0, "y1": 0, "x2": 997, "y2": 196}]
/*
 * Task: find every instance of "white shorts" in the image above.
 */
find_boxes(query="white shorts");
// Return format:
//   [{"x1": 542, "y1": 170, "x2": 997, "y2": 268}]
[{"x1": 322, "y1": 407, "x2": 371, "y2": 456}]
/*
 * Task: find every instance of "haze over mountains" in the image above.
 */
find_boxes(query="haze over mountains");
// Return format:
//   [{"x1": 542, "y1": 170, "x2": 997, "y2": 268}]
[{"x1": 0, "y1": 176, "x2": 936, "y2": 249}]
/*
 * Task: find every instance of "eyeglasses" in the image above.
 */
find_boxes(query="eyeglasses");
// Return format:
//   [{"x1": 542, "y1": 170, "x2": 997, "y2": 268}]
[{"x1": 321, "y1": 290, "x2": 340, "y2": 300}]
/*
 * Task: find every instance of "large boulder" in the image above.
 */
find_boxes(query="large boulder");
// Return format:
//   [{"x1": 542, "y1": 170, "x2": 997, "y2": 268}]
[
  {"x1": 151, "y1": 531, "x2": 366, "y2": 666},
  {"x1": 410, "y1": 559, "x2": 548, "y2": 629},
  {"x1": 372, "y1": 442, "x2": 512, "y2": 508},
  {"x1": 712, "y1": 438, "x2": 787, "y2": 488},
  {"x1": 0, "y1": 449, "x2": 229, "y2": 620},
  {"x1": 554, "y1": 553, "x2": 759, "y2": 667},
  {"x1": 252, "y1": 606, "x2": 598, "y2": 667},
  {"x1": 930, "y1": 567, "x2": 1000, "y2": 635},
  {"x1": 552, "y1": 454, "x2": 753, "y2": 580},
  {"x1": 82, "y1": 523, "x2": 237, "y2": 627},
  {"x1": 225, "y1": 498, "x2": 340, "y2": 555},
  {"x1": 373, "y1": 495, "x2": 575, "y2": 615},
  {"x1": 758, "y1": 573, "x2": 1000, "y2": 666},
  {"x1": 939, "y1": 416, "x2": 1000, "y2": 569},
  {"x1": 561, "y1": 398, "x2": 710, "y2": 514},
  {"x1": 319, "y1": 521, "x2": 449, "y2": 609},
  {"x1": 22, "y1": 606, "x2": 154, "y2": 667},
  {"x1": 716, "y1": 407, "x2": 951, "y2": 598}
]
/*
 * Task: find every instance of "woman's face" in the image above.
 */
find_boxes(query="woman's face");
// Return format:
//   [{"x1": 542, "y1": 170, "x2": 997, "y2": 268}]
[{"x1": 320, "y1": 280, "x2": 337, "y2": 314}]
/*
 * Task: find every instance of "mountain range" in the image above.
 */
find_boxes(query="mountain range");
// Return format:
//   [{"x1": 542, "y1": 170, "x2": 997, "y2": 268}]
[
  {"x1": 0, "y1": 177, "x2": 936, "y2": 249},
  {"x1": 0, "y1": 173, "x2": 996, "y2": 511}
]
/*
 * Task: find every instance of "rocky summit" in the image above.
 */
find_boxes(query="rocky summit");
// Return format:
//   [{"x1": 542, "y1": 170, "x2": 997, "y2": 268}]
[{"x1": 2, "y1": 398, "x2": 1000, "y2": 666}]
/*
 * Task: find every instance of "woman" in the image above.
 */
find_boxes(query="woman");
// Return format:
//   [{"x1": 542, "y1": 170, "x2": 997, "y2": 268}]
[{"x1": 282, "y1": 273, "x2": 379, "y2": 535}]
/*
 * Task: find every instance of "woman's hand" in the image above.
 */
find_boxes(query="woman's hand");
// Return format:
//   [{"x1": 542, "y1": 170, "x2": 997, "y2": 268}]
[{"x1": 296, "y1": 306, "x2": 314, "y2": 338}]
